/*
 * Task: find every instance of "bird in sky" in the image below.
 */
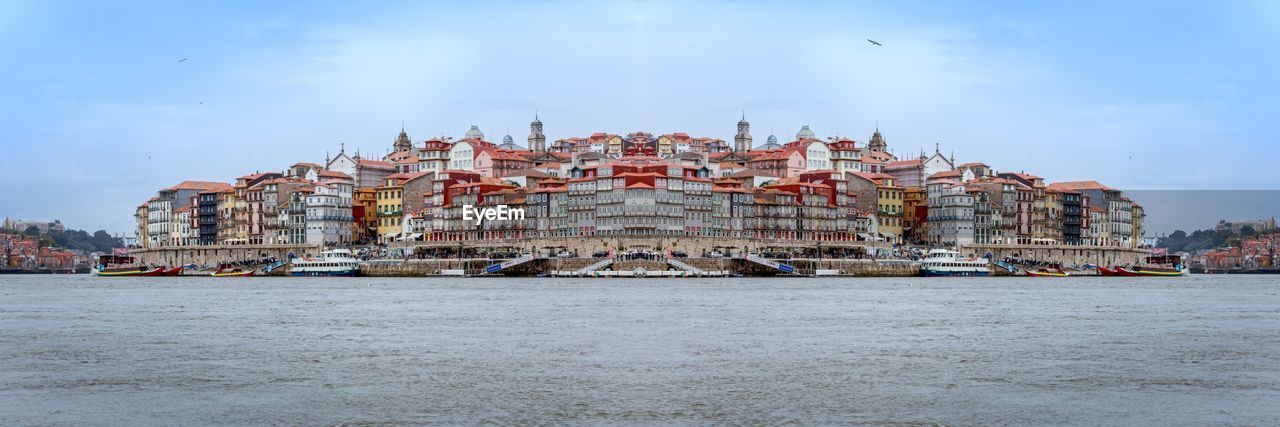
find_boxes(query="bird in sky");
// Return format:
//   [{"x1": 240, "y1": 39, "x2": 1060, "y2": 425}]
[
  {"x1": 867, "y1": 39, "x2": 882, "y2": 46},
  {"x1": 177, "y1": 58, "x2": 187, "y2": 62}
]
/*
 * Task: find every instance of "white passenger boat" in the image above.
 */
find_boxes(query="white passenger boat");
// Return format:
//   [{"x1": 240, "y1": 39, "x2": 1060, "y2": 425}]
[
  {"x1": 920, "y1": 249, "x2": 991, "y2": 277},
  {"x1": 289, "y1": 249, "x2": 360, "y2": 277}
]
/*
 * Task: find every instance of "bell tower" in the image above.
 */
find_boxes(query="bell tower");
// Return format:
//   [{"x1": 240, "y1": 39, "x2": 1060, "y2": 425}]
[
  {"x1": 393, "y1": 126, "x2": 411, "y2": 152},
  {"x1": 868, "y1": 126, "x2": 888, "y2": 153},
  {"x1": 528, "y1": 114, "x2": 546, "y2": 152},
  {"x1": 734, "y1": 114, "x2": 752, "y2": 152}
]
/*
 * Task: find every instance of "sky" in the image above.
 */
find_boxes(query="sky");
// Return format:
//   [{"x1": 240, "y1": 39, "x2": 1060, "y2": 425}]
[{"x1": 1, "y1": 0, "x2": 1278, "y2": 235}]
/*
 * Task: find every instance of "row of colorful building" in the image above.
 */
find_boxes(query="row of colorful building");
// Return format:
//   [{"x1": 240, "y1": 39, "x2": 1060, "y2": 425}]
[
  {"x1": 133, "y1": 116, "x2": 1146, "y2": 250},
  {"x1": 0, "y1": 232, "x2": 83, "y2": 271},
  {"x1": 1196, "y1": 232, "x2": 1279, "y2": 271}
]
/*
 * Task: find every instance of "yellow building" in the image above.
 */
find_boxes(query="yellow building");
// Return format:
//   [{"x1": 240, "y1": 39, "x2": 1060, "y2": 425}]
[
  {"x1": 375, "y1": 174, "x2": 410, "y2": 242},
  {"x1": 876, "y1": 178, "x2": 905, "y2": 244},
  {"x1": 1044, "y1": 188, "x2": 1063, "y2": 243},
  {"x1": 217, "y1": 187, "x2": 237, "y2": 244}
]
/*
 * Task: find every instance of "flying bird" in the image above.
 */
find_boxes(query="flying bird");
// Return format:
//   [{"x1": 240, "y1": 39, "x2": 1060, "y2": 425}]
[
  {"x1": 867, "y1": 39, "x2": 882, "y2": 46},
  {"x1": 178, "y1": 58, "x2": 187, "y2": 62}
]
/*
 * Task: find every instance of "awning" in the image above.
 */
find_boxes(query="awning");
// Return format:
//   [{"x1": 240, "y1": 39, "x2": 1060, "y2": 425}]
[
  {"x1": 857, "y1": 233, "x2": 872, "y2": 240},
  {"x1": 406, "y1": 233, "x2": 423, "y2": 240},
  {"x1": 384, "y1": 232, "x2": 401, "y2": 239}
]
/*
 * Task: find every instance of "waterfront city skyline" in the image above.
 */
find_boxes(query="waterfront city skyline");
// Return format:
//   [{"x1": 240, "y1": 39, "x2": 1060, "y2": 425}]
[{"x1": 3, "y1": 1, "x2": 1279, "y2": 235}]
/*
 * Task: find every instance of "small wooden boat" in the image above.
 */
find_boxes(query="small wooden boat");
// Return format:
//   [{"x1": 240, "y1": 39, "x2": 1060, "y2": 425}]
[
  {"x1": 1118, "y1": 267, "x2": 1187, "y2": 277},
  {"x1": 94, "y1": 266, "x2": 163, "y2": 277},
  {"x1": 161, "y1": 266, "x2": 184, "y2": 276},
  {"x1": 1026, "y1": 268, "x2": 1069, "y2": 277},
  {"x1": 210, "y1": 268, "x2": 256, "y2": 277},
  {"x1": 1113, "y1": 255, "x2": 1189, "y2": 277}
]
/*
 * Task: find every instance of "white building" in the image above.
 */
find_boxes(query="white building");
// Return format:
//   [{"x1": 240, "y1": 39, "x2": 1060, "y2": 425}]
[
  {"x1": 305, "y1": 181, "x2": 353, "y2": 247},
  {"x1": 448, "y1": 140, "x2": 476, "y2": 171},
  {"x1": 927, "y1": 180, "x2": 975, "y2": 246},
  {"x1": 171, "y1": 207, "x2": 193, "y2": 246},
  {"x1": 146, "y1": 198, "x2": 171, "y2": 247}
]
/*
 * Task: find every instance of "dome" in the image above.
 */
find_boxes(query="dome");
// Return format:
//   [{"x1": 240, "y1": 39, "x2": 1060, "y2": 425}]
[
  {"x1": 464, "y1": 125, "x2": 484, "y2": 140},
  {"x1": 796, "y1": 125, "x2": 816, "y2": 140},
  {"x1": 759, "y1": 134, "x2": 782, "y2": 150},
  {"x1": 503, "y1": 134, "x2": 513, "y2": 145}
]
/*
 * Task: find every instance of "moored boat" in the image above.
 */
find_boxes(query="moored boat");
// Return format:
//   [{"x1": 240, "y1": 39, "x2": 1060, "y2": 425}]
[
  {"x1": 93, "y1": 255, "x2": 164, "y2": 277},
  {"x1": 1115, "y1": 255, "x2": 1189, "y2": 277},
  {"x1": 289, "y1": 249, "x2": 360, "y2": 277},
  {"x1": 1025, "y1": 268, "x2": 1069, "y2": 277},
  {"x1": 161, "y1": 266, "x2": 184, "y2": 276},
  {"x1": 211, "y1": 269, "x2": 255, "y2": 277},
  {"x1": 921, "y1": 249, "x2": 991, "y2": 277},
  {"x1": 210, "y1": 265, "x2": 257, "y2": 277},
  {"x1": 95, "y1": 266, "x2": 164, "y2": 277}
]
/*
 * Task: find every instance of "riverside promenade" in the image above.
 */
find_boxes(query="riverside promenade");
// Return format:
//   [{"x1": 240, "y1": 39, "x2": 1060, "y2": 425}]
[{"x1": 126, "y1": 240, "x2": 1150, "y2": 277}]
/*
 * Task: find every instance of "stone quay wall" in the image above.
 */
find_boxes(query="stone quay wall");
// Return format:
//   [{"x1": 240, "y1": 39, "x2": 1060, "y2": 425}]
[
  {"x1": 958, "y1": 244, "x2": 1152, "y2": 266},
  {"x1": 128, "y1": 244, "x2": 321, "y2": 266},
  {"x1": 360, "y1": 259, "x2": 492, "y2": 277},
  {"x1": 395, "y1": 236, "x2": 889, "y2": 256}
]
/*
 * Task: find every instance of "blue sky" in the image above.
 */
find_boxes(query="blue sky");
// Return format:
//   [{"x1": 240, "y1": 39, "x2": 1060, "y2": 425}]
[{"x1": 1, "y1": 0, "x2": 1278, "y2": 235}]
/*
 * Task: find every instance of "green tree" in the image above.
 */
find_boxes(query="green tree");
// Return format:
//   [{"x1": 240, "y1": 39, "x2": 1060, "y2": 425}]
[
  {"x1": 1170, "y1": 230, "x2": 1187, "y2": 239},
  {"x1": 24, "y1": 225, "x2": 40, "y2": 236}
]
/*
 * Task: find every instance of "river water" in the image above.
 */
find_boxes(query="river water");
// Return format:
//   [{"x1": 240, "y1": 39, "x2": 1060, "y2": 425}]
[{"x1": 2, "y1": 275, "x2": 1278, "y2": 425}]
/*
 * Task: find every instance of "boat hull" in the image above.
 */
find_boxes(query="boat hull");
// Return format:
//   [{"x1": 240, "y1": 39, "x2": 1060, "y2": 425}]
[
  {"x1": 1097, "y1": 267, "x2": 1121, "y2": 276},
  {"x1": 1026, "y1": 270, "x2": 1069, "y2": 277},
  {"x1": 94, "y1": 267, "x2": 163, "y2": 277},
  {"x1": 290, "y1": 269, "x2": 359, "y2": 277},
  {"x1": 922, "y1": 269, "x2": 990, "y2": 277},
  {"x1": 1118, "y1": 267, "x2": 1188, "y2": 277},
  {"x1": 211, "y1": 270, "x2": 255, "y2": 277}
]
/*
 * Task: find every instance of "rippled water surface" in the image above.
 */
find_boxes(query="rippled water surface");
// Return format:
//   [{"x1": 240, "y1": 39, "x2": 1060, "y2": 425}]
[{"x1": 2, "y1": 275, "x2": 1279, "y2": 425}]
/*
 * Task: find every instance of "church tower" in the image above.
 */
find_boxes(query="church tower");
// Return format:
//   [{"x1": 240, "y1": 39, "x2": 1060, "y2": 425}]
[
  {"x1": 528, "y1": 114, "x2": 546, "y2": 152},
  {"x1": 393, "y1": 126, "x2": 412, "y2": 152},
  {"x1": 734, "y1": 115, "x2": 753, "y2": 152},
  {"x1": 868, "y1": 127, "x2": 888, "y2": 153}
]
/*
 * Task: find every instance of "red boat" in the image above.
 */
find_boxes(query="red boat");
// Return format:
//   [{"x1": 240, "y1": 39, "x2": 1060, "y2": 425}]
[
  {"x1": 1097, "y1": 266, "x2": 1121, "y2": 276},
  {"x1": 161, "y1": 266, "x2": 183, "y2": 276},
  {"x1": 1108, "y1": 256, "x2": 1188, "y2": 277},
  {"x1": 92, "y1": 255, "x2": 175, "y2": 277}
]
